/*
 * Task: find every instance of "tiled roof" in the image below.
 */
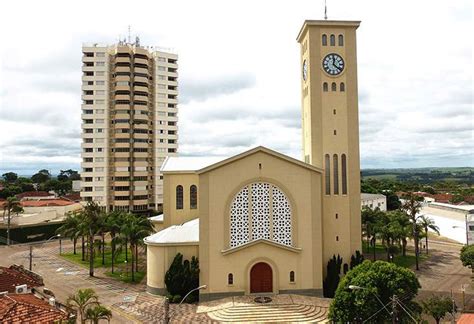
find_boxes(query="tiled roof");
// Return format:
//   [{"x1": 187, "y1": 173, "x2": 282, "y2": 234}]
[
  {"x1": 20, "y1": 199, "x2": 74, "y2": 207},
  {"x1": 15, "y1": 191, "x2": 51, "y2": 199},
  {"x1": 61, "y1": 193, "x2": 81, "y2": 202},
  {"x1": 0, "y1": 293, "x2": 68, "y2": 323},
  {"x1": 457, "y1": 313, "x2": 474, "y2": 324},
  {"x1": 0, "y1": 265, "x2": 44, "y2": 293}
]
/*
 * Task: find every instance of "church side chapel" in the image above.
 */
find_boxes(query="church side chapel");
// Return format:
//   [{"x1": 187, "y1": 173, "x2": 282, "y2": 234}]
[{"x1": 145, "y1": 19, "x2": 362, "y2": 301}]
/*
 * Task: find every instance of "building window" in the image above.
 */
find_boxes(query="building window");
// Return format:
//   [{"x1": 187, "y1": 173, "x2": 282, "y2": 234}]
[
  {"x1": 325, "y1": 154, "x2": 331, "y2": 195},
  {"x1": 176, "y1": 185, "x2": 183, "y2": 209},
  {"x1": 335, "y1": 213, "x2": 338, "y2": 219},
  {"x1": 331, "y1": 82, "x2": 337, "y2": 91},
  {"x1": 229, "y1": 182, "x2": 292, "y2": 248},
  {"x1": 322, "y1": 34, "x2": 327, "y2": 46},
  {"x1": 330, "y1": 34, "x2": 335, "y2": 46},
  {"x1": 338, "y1": 34, "x2": 344, "y2": 46},
  {"x1": 228, "y1": 273, "x2": 233, "y2": 285},
  {"x1": 190, "y1": 185, "x2": 197, "y2": 209},
  {"x1": 342, "y1": 154, "x2": 348, "y2": 194},
  {"x1": 290, "y1": 271, "x2": 295, "y2": 283},
  {"x1": 333, "y1": 154, "x2": 339, "y2": 195},
  {"x1": 323, "y1": 82, "x2": 328, "y2": 92},
  {"x1": 336, "y1": 236, "x2": 339, "y2": 241},
  {"x1": 340, "y1": 82, "x2": 345, "y2": 92}
]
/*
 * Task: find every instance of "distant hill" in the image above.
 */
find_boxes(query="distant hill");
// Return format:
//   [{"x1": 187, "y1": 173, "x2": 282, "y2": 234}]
[{"x1": 361, "y1": 167, "x2": 473, "y2": 184}]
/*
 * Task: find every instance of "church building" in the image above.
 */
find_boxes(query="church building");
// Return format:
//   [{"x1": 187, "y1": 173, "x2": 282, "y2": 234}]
[{"x1": 145, "y1": 19, "x2": 362, "y2": 300}]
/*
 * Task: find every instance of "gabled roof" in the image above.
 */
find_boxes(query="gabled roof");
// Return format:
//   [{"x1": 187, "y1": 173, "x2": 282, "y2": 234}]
[
  {"x1": 161, "y1": 147, "x2": 322, "y2": 175},
  {"x1": 0, "y1": 293, "x2": 68, "y2": 323},
  {"x1": 197, "y1": 146, "x2": 323, "y2": 174},
  {"x1": 144, "y1": 218, "x2": 199, "y2": 246},
  {"x1": 0, "y1": 265, "x2": 44, "y2": 293}
]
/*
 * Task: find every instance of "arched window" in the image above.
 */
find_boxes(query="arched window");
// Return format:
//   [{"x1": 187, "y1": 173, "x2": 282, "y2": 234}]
[
  {"x1": 338, "y1": 34, "x2": 344, "y2": 46},
  {"x1": 176, "y1": 185, "x2": 183, "y2": 209},
  {"x1": 330, "y1": 34, "x2": 335, "y2": 46},
  {"x1": 322, "y1": 34, "x2": 327, "y2": 46},
  {"x1": 190, "y1": 185, "x2": 197, "y2": 209},
  {"x1": 340, "y1": 82, "x2": 345, "y2": 92},
  {"x1": 228, "y1": 273, "x2": 233, "y2": 285},
  {"x1": 230, "y1": 182, "x2": 292, "y2": 248},
  {"x1": 290, "y1": 271, "x2": 295, "y2": 283},
  {"x1": 325, "y1": 154, "x2": 331, "y2": 195},
  {"x1": 323, "y1": 82, "x2": 328, "y2": 92},
  {"x1": 342, "y1": 154, "x2": 348, "y2": 194},
  {"x1": 331, "y1": 82, "x2": 337, "y2": 91},
  {"x1": 333, "y1": 154, "x2": 339, "y2": 195}
]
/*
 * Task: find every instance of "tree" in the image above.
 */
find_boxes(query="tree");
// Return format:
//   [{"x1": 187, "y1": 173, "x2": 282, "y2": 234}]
[
  {"x1": 417, "y1": 215, "x2": 440, "y2": 254},
  {"x1": 85, "y1": 305, "x2": 112, "y2": 324},
  {"x1": 105, "y1": 211, "x2": 125, "y2": 274},
  {"x1": 79, "y1": 201, "x2": 104, "y2": 277},
  {"x1": 401, "y1": 192, "x2": 423, "y2": 270},
  {"x1": 56, "y1": 212, "x2": 81, "y2": 254},
  {"x1": 31, "y1": 169, "x2": 51, "y2": 183},
  {"x1": 2, "y1": 196, "x2": 23, "y2": 245},
  {"x1": 58, "y1": 169, "x2": 80, "y2": 181},
  {"x1": 386, "y1": 192, "x2": 402, "y2": 210},
  {"x1": 422, "y1": 295, "x2": 455, "y2": 324},
  {"x1": 329, "y1": 260, "x2": 421, "y2": 323},
  {"x1": 120, "y1": 213, "x2": 154, "y2": 282},
  {"x1": 165, "y1": 253, "x2": 200, "y2": 303},
  {"x1": 460, "y1": 245, "x2": 474, "y2": 272},
  {"x1": 350, "y1": 250, "x2": 364, "y2": 269},
  {"x1": 2, "y1": 172, "x2": 18, "y2": 182},
  {"x1": 323, "y1": 254, "x2": 343, "y2": 298},
  {"x1": 66, "y1": 288, "x2": 99, "y2": 324}
]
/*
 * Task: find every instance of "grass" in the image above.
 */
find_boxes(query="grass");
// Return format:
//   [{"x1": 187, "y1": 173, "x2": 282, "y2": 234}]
[
  {"x1": 60, "y1": 245, "x2": 145, "y2": 284},
  {"x1": 361, "y1": 241, "x2": 429, "y2": 269}
]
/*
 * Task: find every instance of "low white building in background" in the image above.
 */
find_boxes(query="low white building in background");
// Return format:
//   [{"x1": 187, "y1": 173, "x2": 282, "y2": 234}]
[
  {"x1": 72, "y1": 180, "x2": 81, "y2": 192},
  {"x1": 361, "y1": 193, "x2": 387, "y2": 211}
]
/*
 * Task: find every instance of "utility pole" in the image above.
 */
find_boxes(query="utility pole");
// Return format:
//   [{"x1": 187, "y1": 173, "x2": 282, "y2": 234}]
[{"x1": 29, "y1": 245, "x2": 33, "y2": 270}]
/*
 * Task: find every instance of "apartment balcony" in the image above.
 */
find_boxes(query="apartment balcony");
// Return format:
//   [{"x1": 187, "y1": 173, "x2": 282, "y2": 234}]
[
  {"x1": 134, "y1": 57, "x2": 149, "y2": 65},
  {"x1": 113, "y1": 200, "x2": 130, "y2": 206},
  {"x1": 114, "y1": 104, "x2": 131, "y2": 110},
  {"x1": 134, "y1": 114, "x2": 149, "y2": 122},
  {"x1": 115, "y1": 94, "x2": 131, "y2": 101},
  {"x1": 112, "y1": 190, "x2": 130, "y2": 196},
  {"x1": 134, "y1": 95, "x2": 148, "y2": 102},
  {"x1": 133, "y1": 152, "x2": 149, "y2": 159},
  {"x1": 115, "y1": 66, "x2": 131, "y2": 73},
  {"x1": 134, "y1": 75, "x2": 149, "y2": 84},
  {"x1": 114, "y1": 152, "x2": 131, "y2": 159},
  {"x1": 114, "y1": 142, "x2": 131, "y2": 149},
  {"x1": 133, "y1": 85, "x2": 148, "y2": 93},
  {"x1": 113, "y1": 181, "x2": 130, "y2": 187},
  {"x1": 82, "y1": 66, "x2": 95, "y2": 72},
  {"x1": 113, "y1": 171, "x2": 130, "y2": 177},
  {"x1": 114, "y1": 113, "x2": 131, "y2": 119},
  {"x1": 134, "y1": 67, "x2": 149, "y2": 75},
  {"x1": 116, "y1": 56, "x2": 131, "y2": 64},
  {"x1": 115, "y1": 85, "x2": 130, "y2": 92},
  {"x1": 115, "y1": 75, "x2": 131, "y2": 83},
  {"x1": 132, "y1": 198, "x2": 149, "y2": 205},
  {"x1": 133, "y1": 123, "x2": 149, "y2": 130}
]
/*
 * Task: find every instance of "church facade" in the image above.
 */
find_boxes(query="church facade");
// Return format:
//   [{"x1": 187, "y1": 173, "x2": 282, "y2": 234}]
[{"x1": 145, "y1": 20, "x2": 361, "y2": 300}]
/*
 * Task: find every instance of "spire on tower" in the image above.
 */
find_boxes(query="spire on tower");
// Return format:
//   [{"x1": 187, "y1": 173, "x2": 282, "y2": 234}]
[{"x1": 324, "y1": 0, "x2": 328, "y2": 20}]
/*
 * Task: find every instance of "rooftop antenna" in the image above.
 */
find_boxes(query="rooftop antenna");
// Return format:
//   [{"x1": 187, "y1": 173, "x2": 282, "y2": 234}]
[
  {"x1": 128, "y1": 25, "x2": 131, "y2": 44},
  {"x1": 324, "y1": 0, "x2": 328, "y2": 20}
]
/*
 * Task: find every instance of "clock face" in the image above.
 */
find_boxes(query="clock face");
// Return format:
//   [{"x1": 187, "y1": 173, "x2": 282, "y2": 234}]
[
  {"x1": 322, "y1": 53, "x2": 344, "y2": 76},
  {"x1": 302, "y1": 59, "x2": 308, "y2": 81}
]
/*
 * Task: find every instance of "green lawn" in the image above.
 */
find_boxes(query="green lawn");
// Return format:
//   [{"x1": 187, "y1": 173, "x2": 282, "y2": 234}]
[
  {"x1": 361, "y1": 241, "x2": 429, "y2": 269},
  {"x1": 60, "y1": 246, "x2": 145, "y2": 284}
]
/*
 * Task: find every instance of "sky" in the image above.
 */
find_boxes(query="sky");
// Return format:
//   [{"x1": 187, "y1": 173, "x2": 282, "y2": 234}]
[{"x1": 0, "y1": 0, "x2": 472, "y2": 175}]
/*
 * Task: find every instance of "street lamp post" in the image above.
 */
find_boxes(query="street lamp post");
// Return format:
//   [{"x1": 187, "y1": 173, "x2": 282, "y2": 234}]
[
  {"x1": 28, "y1": 234, "x2": 61, "y2": 271},
  {"x1": 164, "y1": 285, "x2": 207, "y2": 324}
]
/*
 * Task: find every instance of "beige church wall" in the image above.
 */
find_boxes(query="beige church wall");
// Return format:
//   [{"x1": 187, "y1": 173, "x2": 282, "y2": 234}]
[
  {"x1": 162, "y1": 173, "x2": 199, "y2": 228},
  {"x1": 198, "y1": 150, "x2": 324, "y2": 298},
  {"x1": 147, "y1": 244, "x2": 199, "y2": 295}
]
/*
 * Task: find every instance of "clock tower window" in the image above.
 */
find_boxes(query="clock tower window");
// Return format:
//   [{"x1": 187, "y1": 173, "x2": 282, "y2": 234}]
[
  {"x1": 338, "y1": 34, "x2": 344, "y2": 46},
  {"x1": 331, "y1": 82, "x2": 337, "y2": 91},
  {"x1": 323, "y1": 82, "x2": 328, "y2": 92},
  {"x1": 340, "y1": 83, "x2": 345, "y2": 92},
  {"x1": 322, "y1": 34, "x2": 327, "y2": 46},
  {"x1": 330, "y1": 34, "x2": 335, "y2": 46}
]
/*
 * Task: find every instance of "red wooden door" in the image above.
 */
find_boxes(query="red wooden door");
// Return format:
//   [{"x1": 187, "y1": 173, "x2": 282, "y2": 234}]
[{"x1": 250, "y1": 262, "x2": 273, "y2": 293}]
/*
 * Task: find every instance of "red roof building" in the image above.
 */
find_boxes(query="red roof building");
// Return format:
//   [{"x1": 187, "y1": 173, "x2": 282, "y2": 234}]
[
  {"x1": 20, "y1": 199, "x2": 74, "y2": 207},
  {"x1": 0, "y1": 293, "x2": 68, "y2": 323},
  {"x1": 0, "y1": 265, "x2": 44, "y2": 294},
  {"x1": 15, "y1": 191, "x2": 53, "y2": 200}
]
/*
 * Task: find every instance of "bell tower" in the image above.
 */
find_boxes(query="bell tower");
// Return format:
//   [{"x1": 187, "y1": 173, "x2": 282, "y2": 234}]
[{"x1": 297, "y1": 20, "x2": 361, "y2": 264}]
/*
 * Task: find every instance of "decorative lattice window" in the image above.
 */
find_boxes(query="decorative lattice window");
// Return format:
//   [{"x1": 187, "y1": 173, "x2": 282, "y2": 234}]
[
  {"x1": 230, "y1": 186, "x2": 249, "y2": 247},
  {"x1": 229, "y1": 182, "x2": 292, "y2": 248},
  {"x1": 272, "y1": 186, "x2": 292, "y2": 246}
]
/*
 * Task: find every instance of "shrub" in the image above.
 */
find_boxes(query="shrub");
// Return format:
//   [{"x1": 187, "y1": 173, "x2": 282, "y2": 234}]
[
  {"x1": 323, "y1": 254, "x2": 342, "y2": 298},
  {"x1": 164, "y1": 253, "x2": 200, "y2": 303}
]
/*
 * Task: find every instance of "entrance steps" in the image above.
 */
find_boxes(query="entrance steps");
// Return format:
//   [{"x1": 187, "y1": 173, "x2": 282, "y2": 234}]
[{"x1": 207, "y1": 303, "x2": 329, "y2": 323}]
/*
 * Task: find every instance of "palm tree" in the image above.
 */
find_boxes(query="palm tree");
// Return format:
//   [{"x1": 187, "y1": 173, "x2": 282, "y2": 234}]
[
  {"x1": 81, "y1": 201, "x2": 104, "y2": 277},
  {"x1": 390, "y1": 210, "x2": 412, "y2": 257},
  {"x1": 85, "y1": 305, "x2": 112, "y2": 324},
  {"x1": 2, "y1": 196, "x2": 23, "y2": 245},
  {"x1": 417, "y1": 215, "x2": 440, "y2": 254},
  {"x1": 66, "y1": 288, "x2": 99, "y2": 324},
  {"x1": 57, "y1": 212, "x2": 81, "y2": 254},
  {"x1": 401, "y1": 192, "x2": 423, "y2": 270},
  {"x1": 120, "y1": 213, "x2": 153, "y2": 282},
  {"x1": 105, "y1": 211, "x2": 124, "y2": 274}
]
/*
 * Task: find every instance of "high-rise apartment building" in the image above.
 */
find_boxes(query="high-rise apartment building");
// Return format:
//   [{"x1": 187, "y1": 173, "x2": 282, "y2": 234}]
[{"x1": 80, "y1": 39, "x2": 178, "y2": 213}]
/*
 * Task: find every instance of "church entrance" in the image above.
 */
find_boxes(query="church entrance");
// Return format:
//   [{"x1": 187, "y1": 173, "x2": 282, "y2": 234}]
[{"x1": 250, "y1": 262, "x2": 273, "y2": 293}]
